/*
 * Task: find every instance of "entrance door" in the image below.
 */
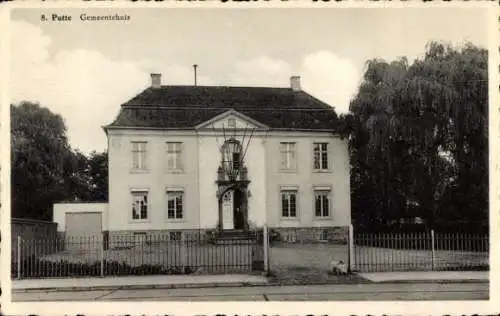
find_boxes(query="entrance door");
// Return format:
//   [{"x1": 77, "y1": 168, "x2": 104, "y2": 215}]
[
  {"x1": 233, "y1": 189, "x2": 245, "y2": 230},
  {"x1": 222, "y1": 191, "x2": 234, "y2": 230}
]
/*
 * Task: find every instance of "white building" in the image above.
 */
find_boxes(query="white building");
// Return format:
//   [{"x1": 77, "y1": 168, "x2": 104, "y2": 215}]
[{"x1": 54, "y1": 74, "x2": 351, "y2": 244}]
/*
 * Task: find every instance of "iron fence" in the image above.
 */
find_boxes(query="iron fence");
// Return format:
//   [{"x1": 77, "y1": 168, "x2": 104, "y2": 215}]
[
  {"x1": 12, "y1": 229, "x2": 268, "y2": 279},
  {"x1": 353, "y1": 230, "x2": 489, "y2": 272}
]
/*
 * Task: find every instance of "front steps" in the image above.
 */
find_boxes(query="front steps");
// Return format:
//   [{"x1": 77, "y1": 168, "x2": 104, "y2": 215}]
[{"x1": 214, "y1": 229, "x2": 258, "y2": 245}]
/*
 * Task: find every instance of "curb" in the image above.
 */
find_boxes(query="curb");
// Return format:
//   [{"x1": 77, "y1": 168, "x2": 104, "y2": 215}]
[
  {"x1": 12, "y1": 274, "x2": 489, "y2": 293},
  {"x1": 373, "y1": 279, "x2": 489, "y2": 284},
  {"x1": 12, "y1": 281, "x2": 270, "y2": 293},
  {"x1": 13, "y1": 278, "x2": 486, "y2": 293}
]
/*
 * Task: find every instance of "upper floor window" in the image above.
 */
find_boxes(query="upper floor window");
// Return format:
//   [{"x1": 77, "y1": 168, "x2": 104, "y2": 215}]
[
  {"x1": 314, "y1": 190, "x2": 330, "y2": 218},
  {"x1": 227, "y1": 118, "x2": 236, "y2": 128},
  {"x1": 167, "y1": 191, "x2": 184, "y2": 220},
  {"x1": 280, "y1": 142, "x2": 296, "y2": 171},
  {"x1": 281, "y1": 190, "x2": 297, "y2": 218},
  {"x1": 132, "y1": 191, "x2": 148, "y2": 220},
  {"x1": 132, "y1": 141, "x2": 147, "y2": 170},
  {"x1": 313, "y1": 143, "x2": 328, "y2": 170},
  {"x1": 167, "y1": 142, "x2": 183, "y2": 171}
]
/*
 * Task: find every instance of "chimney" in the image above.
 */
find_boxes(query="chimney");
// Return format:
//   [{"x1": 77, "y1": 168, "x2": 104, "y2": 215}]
[
  {"x1": 151, "y1": 73, "x2": 162, "y2": 88},
  {"x1": 290, "y1": 76, "x2": 301, "y2": 91}
]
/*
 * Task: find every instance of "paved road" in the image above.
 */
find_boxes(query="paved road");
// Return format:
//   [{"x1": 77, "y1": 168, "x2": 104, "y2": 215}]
[{"x1": 12, "y1": 282, "x2": 488, "y2": 301}]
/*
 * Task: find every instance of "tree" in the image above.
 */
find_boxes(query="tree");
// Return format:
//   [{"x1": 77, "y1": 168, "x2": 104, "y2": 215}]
[
  {"x1": 349, "y1": 41, "x2": 488, "y2": 230},
  {"x1": 10, "y1": 102, "x2": 103, "y2": 220},
  {"x1": 11, "y1": 102, "x2": 74, "y2": 219},
  {"x1": 86, "y1": 151, "x2": 108, "y2": 201}
]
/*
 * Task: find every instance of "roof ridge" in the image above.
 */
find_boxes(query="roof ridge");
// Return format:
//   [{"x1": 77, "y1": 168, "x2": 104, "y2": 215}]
[
  {"x1": 121, "y1": 105, "x2": 336, "y2": 111},
  {"x1": 154, "y1": 85, "x2": 292, "y2": 89}
]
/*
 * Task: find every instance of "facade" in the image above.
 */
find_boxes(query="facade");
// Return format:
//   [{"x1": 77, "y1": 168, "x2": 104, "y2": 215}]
[{"x1": 54, "y1": 74, "x2": 351, "y2": 244}]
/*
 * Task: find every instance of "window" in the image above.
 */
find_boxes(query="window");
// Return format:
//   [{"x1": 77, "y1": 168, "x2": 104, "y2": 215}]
[
  {"x1": 167, "y1": 191, "x2": 184, "y2": 219},
  {"x1": 314, "y1": 190, "x2": 330, "y2": 217},
  {"x1": 134, "y1": 232, "x2": 148, "y2": 243},
  {"x1": 169, "y1": 231, "x2": 182, "y2": 241},
  {"x1": 284, "y1": 231, "x2": 297, "y2": 243},
  {"x1": 313, "y1": 143, "x2": 328, "y2": 170},
  {"x1": 228, "y1": 118, "x2": 236, "y2": 128},
  {"x1": 221, "y1": 138, "x2": 243, "y2": 180},
  {"x1": 319, "y1": 230, "x2": 329, "y2": 242},
  {"x1": 132, "y1": 142, "x2": 147, "y2": 170},
  {"x1": 166, "y1": 142, "x2": 183, "y2": 171},
  {"x1": 232, "y1": 152, "x2": 241, "y2": 170},
  {"x1": 280, "y1": 142, "x2": 296, "y2": 170},
  {"x1": 281, "y1": 190, "x2": 297, "y2": 218},
  {"x1": 132, "y1": 191, "x2": 148, "y2": 220}
]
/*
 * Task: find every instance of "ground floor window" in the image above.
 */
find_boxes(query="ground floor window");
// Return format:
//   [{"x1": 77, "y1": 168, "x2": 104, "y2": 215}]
[
  {"x1": 167, "y1": 191, "x2": 184, "y2": 219},
  {"x1": 132, "y1": 191, "x2": 148, "y2": 220},
  {"x1": 133, "y1": 232, "x2": 148, "y2": 243},
  {"x1": 319, "y1": 229, "x2": 329, "y2": 241},
  {"x1": 281, "y1": 190, "x2": 297, "y2": 218},
  {"x1": 169, "y1": 231, "x2": 182, "y2": 241},
  {"x1": 314, "y1": 190, "x2": 330, "y2": 217}
]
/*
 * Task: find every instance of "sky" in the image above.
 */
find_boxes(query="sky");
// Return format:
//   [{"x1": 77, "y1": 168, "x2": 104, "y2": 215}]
[{"x1": 10, "y1": 8, "x2": 489, "y2": 153}]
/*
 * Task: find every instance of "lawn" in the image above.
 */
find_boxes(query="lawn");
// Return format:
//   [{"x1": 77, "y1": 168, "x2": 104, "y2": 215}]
[
  {"x1": 38, "y1": 242, "x2": 256, "y2": 275},
  {"x1": 270, "y1": 243, "x2": 349, "y2": 270},
  {"x1": 20, "y1": 239, "x2": 488, "y2": 279},
  {"x1": 353, "y1": 246, "x2": 489, "y2": 272},
  {"x1": 268, "y1": 242, "x2": 489, "y2": 284},
  {"x1": 269, "y1": 243, "x2": 351, "y2": 285}
]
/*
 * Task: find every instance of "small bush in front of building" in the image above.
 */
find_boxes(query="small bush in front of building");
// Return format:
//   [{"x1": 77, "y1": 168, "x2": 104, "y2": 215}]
[
  {"x1": 12, "y1": 256, "x2": 194, "y2": 278},
  {"x1": 269, "y1": 229, "x2": 281, "y2": 242},
  {"x1": 205, "y1": 229, "x2": 218, "y2": 244}
]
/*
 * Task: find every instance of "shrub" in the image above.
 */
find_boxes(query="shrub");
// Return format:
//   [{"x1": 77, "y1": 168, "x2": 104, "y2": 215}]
[
  {"x1": 269, "y1": 229, "x2": 281, "y2": 242},
  {"x1": 12, "y1": 256, "x2": 194, "y2": 278}
]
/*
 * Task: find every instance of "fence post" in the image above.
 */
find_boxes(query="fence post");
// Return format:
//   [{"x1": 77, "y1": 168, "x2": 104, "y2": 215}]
[
  {"x1": 181, "y1": 232, "x2": 187, "y2": 272},
  {"x1": 431, "y1": 229, "x2": 436, "y2": 271},
  {"x1": 263, "y1": 224, "x2": 269, "y2": 274},
  {"x1": 17, "y1": 235, "x2": 22, "y2": 280},
  {"x1": 348, "y1": 224, "x2": 355, "y2": 273},
  {"x1": 100, "y1": 232, "x2": 105, "y2": 277}
]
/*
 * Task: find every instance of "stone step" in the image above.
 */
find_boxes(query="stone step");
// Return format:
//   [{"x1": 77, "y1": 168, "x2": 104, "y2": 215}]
[
  {"x1": 214, "y1": 230, "x2": 260, "y2": 244},
  {"x1": 218, "y1": 230, "x2": 257, "y2": 238},
  {"x1": 214, "y1": 239, "x2": 255, "y2": 245}
]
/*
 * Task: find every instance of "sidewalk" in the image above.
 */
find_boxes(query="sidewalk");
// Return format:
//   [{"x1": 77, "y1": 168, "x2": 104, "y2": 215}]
[
  {"x1": 12, "y1": 274, "x2": 269, "y2": 292},
  {"x1": 11, "y1": 271, "x2": 488, "y2": 292},
  {"x1": 359, "y1": 271, "x2": 489, "y2": 283}
]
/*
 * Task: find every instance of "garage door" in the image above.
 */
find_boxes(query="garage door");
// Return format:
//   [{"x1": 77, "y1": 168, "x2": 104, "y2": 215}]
[{"x1": 65, "y1": 212, "x2": 102, "y2": 251}]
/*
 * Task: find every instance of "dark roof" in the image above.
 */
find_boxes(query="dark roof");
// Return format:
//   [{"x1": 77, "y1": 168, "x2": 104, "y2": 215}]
[{"x1": 106, "y1": 85, "x2": 340, "y2": 132}]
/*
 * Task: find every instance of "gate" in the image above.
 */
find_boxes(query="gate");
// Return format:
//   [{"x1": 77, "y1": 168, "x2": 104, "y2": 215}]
[{"x1": 268, "y1": 227, "x2": 349, "y2": 284}]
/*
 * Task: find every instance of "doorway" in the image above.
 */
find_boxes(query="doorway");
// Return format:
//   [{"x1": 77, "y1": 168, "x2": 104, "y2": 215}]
[{"x1": 233, "y1": 189, "x2": 245, "y2": 230}]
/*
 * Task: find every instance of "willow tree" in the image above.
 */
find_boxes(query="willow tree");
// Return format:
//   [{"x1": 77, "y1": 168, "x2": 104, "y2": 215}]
[{"x1": 349, "y1": 41, "x2": 488, "y2": 229}]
